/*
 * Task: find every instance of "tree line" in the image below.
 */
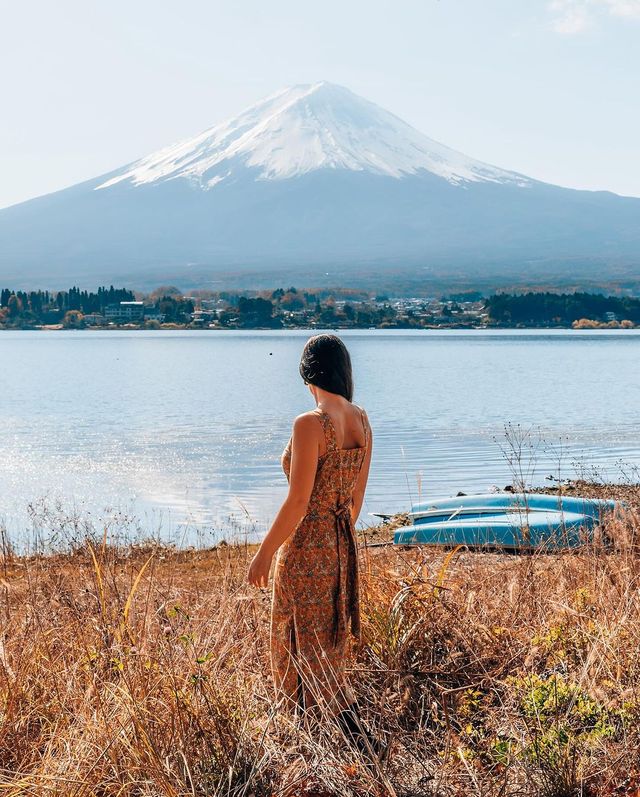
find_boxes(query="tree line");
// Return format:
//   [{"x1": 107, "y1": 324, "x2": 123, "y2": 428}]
[
  {"x1": 484, "y1": 292, "x2": 640, "y2": 326},
  {"x1": 0, "y1": 286, "x2": 136, "y2": 326}
]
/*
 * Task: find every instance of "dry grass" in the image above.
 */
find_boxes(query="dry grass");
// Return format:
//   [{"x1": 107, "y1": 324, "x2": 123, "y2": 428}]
[{"x1": 1, "y1": 484, "x2": 640, "y2": 796}]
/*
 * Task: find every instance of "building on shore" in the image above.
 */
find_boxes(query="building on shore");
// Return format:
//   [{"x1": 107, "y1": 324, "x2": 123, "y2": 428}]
[
  {"x1": 144, "y1": 307, "x2": 165, "y2": 322},
  {"x1": 105, "y1": 301, "x2": 145, "y2": 324},
  {"x1": 189, "y1": 309, "x2": 217, "y2": 325},
  {"x1": 83, "y1": 313, "x2": 107, "y2": 326}
]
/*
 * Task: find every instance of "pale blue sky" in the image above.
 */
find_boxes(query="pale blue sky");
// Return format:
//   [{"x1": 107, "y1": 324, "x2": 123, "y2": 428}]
[{"x1": 1, "y1": 0, "x2": 639, "y2": 209}]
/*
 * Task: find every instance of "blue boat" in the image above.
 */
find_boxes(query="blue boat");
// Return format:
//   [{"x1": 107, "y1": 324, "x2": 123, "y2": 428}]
[{"x1": 393, "y1": 492, "x2": 621, "y2": 550}]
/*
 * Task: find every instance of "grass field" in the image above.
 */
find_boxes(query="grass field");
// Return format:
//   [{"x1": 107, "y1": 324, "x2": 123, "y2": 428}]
[{"x1": 1, "y1": 481, "x2": 639, "y2": 796}]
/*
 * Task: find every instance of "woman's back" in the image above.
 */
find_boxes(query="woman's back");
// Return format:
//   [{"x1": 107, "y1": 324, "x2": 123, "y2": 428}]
[
  {"x1": 316, "y1": 402, "x2": 368, "y2": 455},
  {"x1": 281, "y1": 404, "x2": 370, "y2": 512}
]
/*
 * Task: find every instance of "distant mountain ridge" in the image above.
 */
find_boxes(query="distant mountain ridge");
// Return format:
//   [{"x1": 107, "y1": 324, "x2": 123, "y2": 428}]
[{"x1": 0, "y1": 81, "x2": 639, "y2": 290}]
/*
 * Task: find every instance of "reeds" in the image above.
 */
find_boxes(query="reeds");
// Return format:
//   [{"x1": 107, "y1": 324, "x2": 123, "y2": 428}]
[{"x1": 1, "y1": 484, "x2": 640, "y2": 796}]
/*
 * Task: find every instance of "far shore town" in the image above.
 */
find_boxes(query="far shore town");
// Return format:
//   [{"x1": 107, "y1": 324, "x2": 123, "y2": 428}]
[{"x1": 1, "y1": 286, "x2": 639, "y2": 331}]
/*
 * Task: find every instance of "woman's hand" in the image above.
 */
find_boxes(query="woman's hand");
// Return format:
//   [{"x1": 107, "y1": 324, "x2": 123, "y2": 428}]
[{"x1": 248, "y1": 548, "x2": 273, "y2": 588}]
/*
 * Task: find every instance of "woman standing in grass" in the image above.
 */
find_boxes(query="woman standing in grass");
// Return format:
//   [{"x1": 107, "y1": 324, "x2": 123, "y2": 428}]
[{"x1": 248, "y1": 333, "x2": 378, "y2": 750}]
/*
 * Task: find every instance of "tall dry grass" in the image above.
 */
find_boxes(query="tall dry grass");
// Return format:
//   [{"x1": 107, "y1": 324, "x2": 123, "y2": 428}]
[{"x1": 1, "y1": 484, "x2": 640, "y2": 796}]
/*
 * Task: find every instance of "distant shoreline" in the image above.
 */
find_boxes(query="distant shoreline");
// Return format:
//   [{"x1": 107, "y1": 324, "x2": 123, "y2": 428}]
[
  {"x1": 4, "y1": 323, "x2": 640, "y2": 332},
  {"x1": 8, "y1": 321, "x2": 640, "y2": 332},
  {"x1": 2, "y1": 287, "x2": 639, "y2": 331}
]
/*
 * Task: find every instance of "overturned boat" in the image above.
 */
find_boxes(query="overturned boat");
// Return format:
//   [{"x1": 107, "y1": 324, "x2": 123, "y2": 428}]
[{"x1": 393, "y1": 492, "x2": 622, "y2": 550}]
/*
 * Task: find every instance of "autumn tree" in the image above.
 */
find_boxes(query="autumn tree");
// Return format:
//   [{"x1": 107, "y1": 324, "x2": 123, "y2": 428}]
[{"x1": 62, "y1": 310, "x2": 85, "y2": 329}]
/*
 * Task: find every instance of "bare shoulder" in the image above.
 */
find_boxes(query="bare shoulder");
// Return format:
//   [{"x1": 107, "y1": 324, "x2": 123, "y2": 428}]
[{"x1": 292, "y1": 411, "x2": 323, "y2": 437}]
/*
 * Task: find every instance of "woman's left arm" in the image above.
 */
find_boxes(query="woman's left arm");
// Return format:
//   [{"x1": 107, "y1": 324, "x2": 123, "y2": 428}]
[{"x1": 248, "y1": 413, "x2": 319, "y2": 588}]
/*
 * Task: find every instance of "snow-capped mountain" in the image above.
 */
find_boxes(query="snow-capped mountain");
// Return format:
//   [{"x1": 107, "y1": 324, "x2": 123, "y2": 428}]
[
  {"x1": 97, "y1": 82, "x2": 530, "y2": 190},
  {"x1": 0, "y1": 81, "x2": 639, "y2": 289}
]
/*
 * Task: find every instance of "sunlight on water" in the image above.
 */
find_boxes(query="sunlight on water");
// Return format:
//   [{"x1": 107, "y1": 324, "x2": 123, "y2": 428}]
[{"x1": 1, "y1": 328, "x2": 639, "y2": 547}]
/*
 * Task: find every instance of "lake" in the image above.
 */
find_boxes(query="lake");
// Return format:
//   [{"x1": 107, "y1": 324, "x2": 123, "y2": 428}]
[{"x1": 1, "y1": 328, "x2": 639, "y2": 548}]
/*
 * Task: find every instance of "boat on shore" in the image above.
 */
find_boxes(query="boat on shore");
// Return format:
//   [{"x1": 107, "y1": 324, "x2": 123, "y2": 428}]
[{"x1": 392, "y1": 492, "x2": 622, "y2": 550}]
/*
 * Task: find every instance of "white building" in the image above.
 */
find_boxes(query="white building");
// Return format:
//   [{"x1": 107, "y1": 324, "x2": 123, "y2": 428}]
[{"x1": 105, "y1": 301, "x2": 145, "y2": 323}]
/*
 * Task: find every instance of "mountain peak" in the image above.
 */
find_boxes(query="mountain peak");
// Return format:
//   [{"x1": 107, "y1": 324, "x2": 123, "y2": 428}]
[{"x1": 97, "y1": 82, "x2": 531, "y2": 191}]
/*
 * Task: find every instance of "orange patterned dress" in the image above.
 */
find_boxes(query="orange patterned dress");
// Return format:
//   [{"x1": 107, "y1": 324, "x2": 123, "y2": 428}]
[{"x1": 270, "y1": 407, "x2": 369, "y2": 712}]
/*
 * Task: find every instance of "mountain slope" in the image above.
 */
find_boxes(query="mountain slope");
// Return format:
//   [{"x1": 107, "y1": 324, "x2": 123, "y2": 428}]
[
  {"x1": 0, "y1": 82, "x2": 639, "y2": 289},
  {"x1": 97, "y1": 82, "x2": 531, "y2": 189}
]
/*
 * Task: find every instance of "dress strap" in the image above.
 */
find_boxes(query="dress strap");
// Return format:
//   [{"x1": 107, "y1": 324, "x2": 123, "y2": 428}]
[
  {"x1": 357, "y1": 405, "x2": 369, "y2": 447},
  {"x1": 314, "y1": 409, "x2": 338, "y2": 454}
]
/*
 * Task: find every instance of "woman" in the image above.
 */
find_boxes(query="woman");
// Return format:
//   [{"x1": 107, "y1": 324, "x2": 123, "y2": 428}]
[{"x1": 248, "y1": 334, "x2": 377, "y2": 747}]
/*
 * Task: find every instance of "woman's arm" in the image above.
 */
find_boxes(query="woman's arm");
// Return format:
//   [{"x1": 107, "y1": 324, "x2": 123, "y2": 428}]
[
  {"x1": 351, "y1": 414, "x2": 372, "y2": 524},
  {"x1": 248, "y1": 413, "x2": 320, "y2": 587}
]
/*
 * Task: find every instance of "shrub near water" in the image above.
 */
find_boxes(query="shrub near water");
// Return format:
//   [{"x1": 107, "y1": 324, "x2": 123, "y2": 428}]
[{"x1": 1, "y1": 487, "x2": 640, "y2": 796}]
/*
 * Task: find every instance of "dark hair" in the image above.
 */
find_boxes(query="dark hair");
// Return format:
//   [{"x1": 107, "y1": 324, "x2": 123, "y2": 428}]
[{"x1": 299, "y1": 334, "x2": 354, "y2": 401}]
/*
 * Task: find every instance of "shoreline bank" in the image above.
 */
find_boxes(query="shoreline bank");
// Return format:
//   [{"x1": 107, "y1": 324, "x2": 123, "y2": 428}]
[
  {"x1": 4, "y1": 321, "x2": 640, "y2": 332},
  {"x1": 1, "y1": 481, "x2": 639, "y2": 792}
]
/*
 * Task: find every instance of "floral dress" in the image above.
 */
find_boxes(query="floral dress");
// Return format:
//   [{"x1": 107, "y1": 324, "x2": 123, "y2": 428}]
[{"x1": 270, "y1": 407, "x2": 369, "y2": 711}]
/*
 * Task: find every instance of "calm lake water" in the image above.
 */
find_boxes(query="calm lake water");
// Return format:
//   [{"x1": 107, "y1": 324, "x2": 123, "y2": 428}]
[{"x1": 1, "y1": 328, "x2": 639, "y2": 548}]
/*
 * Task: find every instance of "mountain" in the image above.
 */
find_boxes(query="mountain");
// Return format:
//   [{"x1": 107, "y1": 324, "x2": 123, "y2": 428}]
[
  {"x1": 96, "y1": 82, "x2": 532, "y2": 190},
  {"x1": 1, "y1": 81, "x2": 639, "y2": 290}
]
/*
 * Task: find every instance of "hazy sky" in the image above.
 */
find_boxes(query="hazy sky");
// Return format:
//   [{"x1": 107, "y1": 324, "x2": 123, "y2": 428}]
[{"x1": 1, "y1": 0, "x2": 639, "y2": 209}]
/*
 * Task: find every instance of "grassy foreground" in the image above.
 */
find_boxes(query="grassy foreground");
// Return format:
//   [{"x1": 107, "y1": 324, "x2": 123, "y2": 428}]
[{"x1": 1, "y1": 483, "x2": 640, "y2": 796}]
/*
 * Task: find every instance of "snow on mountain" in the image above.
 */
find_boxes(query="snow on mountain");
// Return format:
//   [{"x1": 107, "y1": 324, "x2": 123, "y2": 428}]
[{"x1": 97, "y1": 81, "x2": 531, "y2": 191}]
